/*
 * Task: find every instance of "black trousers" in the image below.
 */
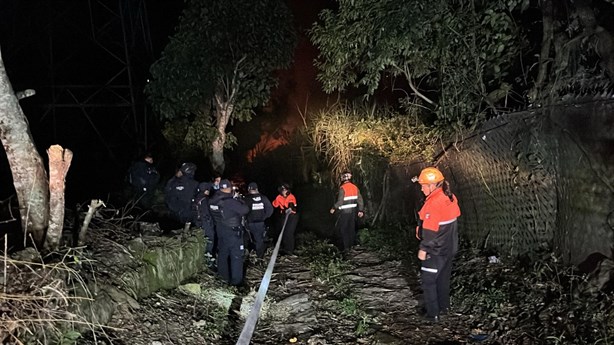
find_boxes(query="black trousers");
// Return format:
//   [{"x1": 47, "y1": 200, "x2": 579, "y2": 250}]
[
  {"x1": 276, "y1": 213, "x2": 298, "y2": 254},
  {"x1": 420, "y1": 254, "x2": 454, "y2": 317},
  {"x1": 248, "y1": 222, "x2": 267, "y2": 258},
  {"x1": 202, "y1": 220, "x2": 216, "y2": 256},
  {"x1": 217, "y1": 225, "x2": 245, "y2": 286},
  {"x1": 336, "y1": 211, "x2": 357, "y2": 252}
]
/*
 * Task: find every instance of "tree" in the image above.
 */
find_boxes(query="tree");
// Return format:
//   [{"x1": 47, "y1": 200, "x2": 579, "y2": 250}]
[
  {"x1": 529, "y1": 0, "x2": 614, "y2": 102},
  {"x1": 310, "y1": 0, "x2": 523, "y2": 129},
  {"x1": 145, "y1": 0, "x2": 297, "y2": 173},
  {"x1": 310, "y1": 0, "x2": 614, "y2": 127},
  {"x1": 0, "y1": 50, "x2": 49, "y2": 245}
]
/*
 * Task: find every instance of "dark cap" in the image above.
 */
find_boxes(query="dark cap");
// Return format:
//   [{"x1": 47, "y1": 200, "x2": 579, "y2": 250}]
[
  {"x1": 198, "y1": 182, "x2": 212, "y2": 193},
  {"x1": 219, "y1": 179, "x2": 232, "y2": 189},
  {"x1": 247, "y1": 182, "x2": 258, "y2": 190},
  {"x1": 278, "y1": 183, "x2": 290, "y2": 193}
]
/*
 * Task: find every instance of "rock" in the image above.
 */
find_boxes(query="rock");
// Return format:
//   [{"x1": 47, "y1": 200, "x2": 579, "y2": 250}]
[
  {"x1": 150, "y1": 341, "x2": 163, "y2": 345},
  {"x1": 10, "y1": 247, "x2": 40, "y2": 263},
  {"x1": 307, "y1": 335, "x2": 330, "y2": 344},
  {"x1": 179, "y1": 283, "x2": 202, "y2": 296},
  {"x1": 278, "y1": 293, "x2": 310, "y2": 310},
  {"x1": 127, "y1": 237, "x2": 147, "y2": 254},
  {"x1": 105, "y1": 285, "x2": 141, "y2": 309},
  {"x1": 138, "y1": 222, "x2": 163, "y2": 236},
  {"x1": 192, "y1": 320, "x2": 207, "y2": 328}
]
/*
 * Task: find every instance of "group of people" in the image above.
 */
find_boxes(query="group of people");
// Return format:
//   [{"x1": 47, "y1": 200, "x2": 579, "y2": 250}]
[
  {"x1": 127, "y1": 154, "x2": 461, "y2": 323},
  {"x1": 127, "y1": 154, "x2": 301, "y2": 286},
  {"x1": 329, "y1": 167, "x2": 461, "y2": 325}
]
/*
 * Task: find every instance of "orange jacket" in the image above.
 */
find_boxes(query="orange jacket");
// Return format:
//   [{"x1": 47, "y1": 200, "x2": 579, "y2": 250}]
[
  {"x1": 418, "y1": 187, "x2": 461, "y2": 255},
  {"x1": 419, "y1": 188, "x2": 460, "y2": 231},
  {"x1": 272, "y1": 193, "x2": 297, "y2": 213}
]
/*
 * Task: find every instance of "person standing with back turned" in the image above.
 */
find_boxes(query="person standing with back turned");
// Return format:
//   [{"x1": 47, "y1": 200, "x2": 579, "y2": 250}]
[
  {"x1": 209, "y1": 179, "x2": 249, "y2": 286},
  {"x1": 127, "y1": 152, "x2": 160, "y2": 209},
  {"x1": 245, "y1": 182, "x2": 274, "y2": 259},
  {"x1": 414, "y1": 167, "x2": 461, "y2": 323},
  {"x1": 164, "y1": 162, "x2": 199, "y2": 225},
  {"x1": 329, "y1": 171, "x2": 364, "y2": 255}
]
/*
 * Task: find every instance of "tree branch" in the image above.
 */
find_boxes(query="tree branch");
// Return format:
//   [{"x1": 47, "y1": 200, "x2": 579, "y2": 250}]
[{"x1": 399, "y1": 65, "x2": 437, "y2": 106}]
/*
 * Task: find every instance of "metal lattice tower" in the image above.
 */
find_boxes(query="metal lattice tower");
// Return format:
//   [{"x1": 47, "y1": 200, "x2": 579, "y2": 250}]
[{"x1": 1, "y1": 0, "x2": 156, "y2": 163}]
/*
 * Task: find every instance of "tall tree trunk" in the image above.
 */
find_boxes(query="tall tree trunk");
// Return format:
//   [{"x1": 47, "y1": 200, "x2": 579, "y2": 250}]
[
  {"x1": 0, "y1": 51, "x2": 49, "y2": 245},
  {"x1": 530, "y1": 0, "x2": 554, "y2": 102},
  {"x1": 212, "y1": 93, "x2": 234, "y2": 174}
]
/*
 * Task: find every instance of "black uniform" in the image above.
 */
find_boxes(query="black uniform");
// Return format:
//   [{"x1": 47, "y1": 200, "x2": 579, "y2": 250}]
[
  {"x1": 127, "y1": 158, "x2": 160, "y2": 208},
  {"x1": 245, "y1": 191, "x2": 274, "y2": 258},
  {"x1": 164, "y1": 164, "x2": 199, "y2": 224},
  {"x1": 194, "y1": 182, "x2": 216, "y2": 257},
  {"x1": 209, "y1": 191, "x2": 249, "y2": 286}
]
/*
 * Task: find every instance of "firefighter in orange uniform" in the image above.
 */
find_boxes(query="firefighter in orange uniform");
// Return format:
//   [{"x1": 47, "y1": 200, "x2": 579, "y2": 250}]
[
  {"x1": 330, "y1": 171, "x2": 364, "y2": 254},
  {"x1": 414, "y1": 167, "x2": 461, "y2": 322},
  {"x1": 272, "y1": 183, "x2": 298, "y2": 255}
]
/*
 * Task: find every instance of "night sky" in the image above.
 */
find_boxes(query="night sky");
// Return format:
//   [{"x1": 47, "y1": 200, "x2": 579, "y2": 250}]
[{"x1": 0, "y1": 0, "x2": 333, "y2": 205}]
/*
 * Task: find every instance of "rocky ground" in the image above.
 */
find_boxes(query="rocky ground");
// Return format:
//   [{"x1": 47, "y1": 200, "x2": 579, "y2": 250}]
[
  {"x1": 5, "y1": 185, "x2": 613, "y2": 344},
  {"x1": 244, "y1": 246, "x2": 486, "y2": 345},
  {"x1": 77, "y1": 242, "x2": 491, "y2": 345}
]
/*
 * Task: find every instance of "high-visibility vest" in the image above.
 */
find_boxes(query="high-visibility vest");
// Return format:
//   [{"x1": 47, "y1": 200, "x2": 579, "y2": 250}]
[{"x1": 339, "y1": 182, "x2": 359, "y2": 210}]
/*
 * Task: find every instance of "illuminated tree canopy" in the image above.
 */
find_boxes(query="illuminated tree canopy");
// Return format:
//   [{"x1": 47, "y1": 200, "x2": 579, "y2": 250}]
[{"x1": 146, "y1": 0, "x2": 297, "y2": 172}]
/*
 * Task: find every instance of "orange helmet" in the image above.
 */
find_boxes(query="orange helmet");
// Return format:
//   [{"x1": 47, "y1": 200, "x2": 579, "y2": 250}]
[{"x1": 417, "y1": 167, "x2": 445, "y2": 184}]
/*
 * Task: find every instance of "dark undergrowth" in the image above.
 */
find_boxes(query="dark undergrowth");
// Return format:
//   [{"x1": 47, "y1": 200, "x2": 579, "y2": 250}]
[{"x1": 359, "y1": 222, "x2": 614, "y2": 344}]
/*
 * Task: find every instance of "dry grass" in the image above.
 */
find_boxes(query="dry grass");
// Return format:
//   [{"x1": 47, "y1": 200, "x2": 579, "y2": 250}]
[
  {"x1": 308, "y1": 102, "x2": 439, "y2": 181},
  {"x1": 0, "y1": 246, "x2": 112, "y2": 344}
]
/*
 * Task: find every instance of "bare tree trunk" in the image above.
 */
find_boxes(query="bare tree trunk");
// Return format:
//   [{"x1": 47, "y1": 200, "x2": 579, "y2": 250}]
[
  {"x1": 0, "y1": 50, "x2": 49, "y2": 245},
  {"x1": 530, "y1": 0, "x2": 554, "y2": 102},
  {"x1": 78, "y1": 199, "x2": 104, "y2": 246},
  {"x1": 212, "y1": 93, "x2": 234, "y2": 174},
  {"x1": 46, "y1": 145, "x2": 73, "y2": 250}
]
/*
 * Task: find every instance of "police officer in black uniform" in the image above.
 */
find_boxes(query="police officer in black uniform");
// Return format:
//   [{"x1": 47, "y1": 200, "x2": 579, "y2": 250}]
[
  {"x1": 244, "y1": 182, "x2": 274, "y2": 259},
  {"x1": 194, "y1": 182, "x2": 216, "y2": 266},
  {"x1": 127, "y1": 153, "x2": 160, "y2": 209},
  {"x1": 164, "y1": 162, "x2": 199, "y2": 224},
  {"x1": 209, "y1": 179, "x2": 249, "y2": 286}
]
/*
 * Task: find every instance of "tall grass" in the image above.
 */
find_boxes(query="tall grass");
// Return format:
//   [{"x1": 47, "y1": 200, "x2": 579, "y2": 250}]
[{"x1": 307, "y1": 101, "x2": 438, "y2": 184}]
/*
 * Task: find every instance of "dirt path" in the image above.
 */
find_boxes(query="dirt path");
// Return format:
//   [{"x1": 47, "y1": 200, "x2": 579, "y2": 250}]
[{"x1": 238, "y1": 246, "x2": 481, "y2": 345}]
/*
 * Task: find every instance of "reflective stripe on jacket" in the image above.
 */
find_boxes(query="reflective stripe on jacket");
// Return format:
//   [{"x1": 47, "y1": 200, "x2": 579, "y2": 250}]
[
  {"x1": 334, "y1": 182, "x2": 363, "y2": 213},
  {"x1": 418, "y1": 188, "x2": 461, "y2": 256},
  {"x1": 340, "y1": 182, "x2": 358, "y2": 209}
]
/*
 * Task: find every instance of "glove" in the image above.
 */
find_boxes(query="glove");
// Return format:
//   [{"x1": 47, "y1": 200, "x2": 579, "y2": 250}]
[{"x1": 285, "y1": 208, "x2": 292, "y2": 214}]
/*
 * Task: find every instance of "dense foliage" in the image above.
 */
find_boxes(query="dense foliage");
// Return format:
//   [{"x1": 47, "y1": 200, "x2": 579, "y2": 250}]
[
  {"x1": 146, "y1": 0, "x2": 296, "y2": 171},
  {"x1": 311, "y1": 0, "x2": 614, "y2": 131},
  {"x1": 310, "y1": 0, "x2": 524, "y2": 129}
]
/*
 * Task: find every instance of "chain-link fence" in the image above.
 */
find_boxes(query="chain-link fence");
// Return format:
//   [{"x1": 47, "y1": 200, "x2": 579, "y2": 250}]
[{"x1": 390, "y1": 99, "x2": 614, "y2": 264}]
